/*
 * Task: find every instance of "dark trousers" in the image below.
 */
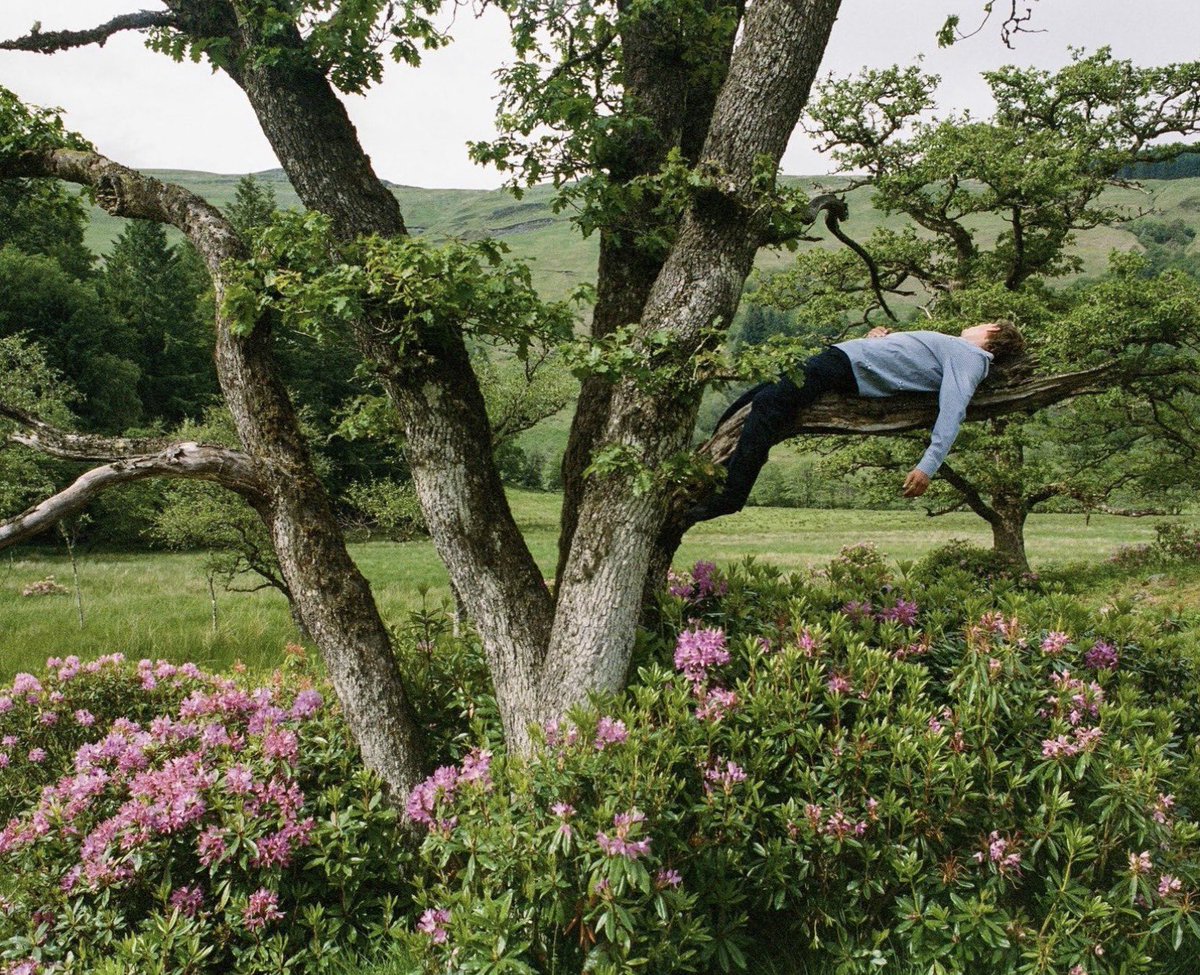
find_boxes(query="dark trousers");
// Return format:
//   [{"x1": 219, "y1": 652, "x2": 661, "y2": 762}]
[{"x1": 706, "y1": 347, "x2": 857, "y2": 515}]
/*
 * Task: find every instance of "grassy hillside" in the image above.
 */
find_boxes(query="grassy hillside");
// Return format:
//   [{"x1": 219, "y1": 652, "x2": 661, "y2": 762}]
[{"x1": 83, "y1": 169, "x2": 1200, "y2": 300}]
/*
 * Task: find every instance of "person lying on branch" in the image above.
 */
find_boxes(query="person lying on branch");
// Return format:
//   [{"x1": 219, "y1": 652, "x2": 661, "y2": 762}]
[{"x1": 687, "y1": 321, "x2": 1027, "y2": 524}]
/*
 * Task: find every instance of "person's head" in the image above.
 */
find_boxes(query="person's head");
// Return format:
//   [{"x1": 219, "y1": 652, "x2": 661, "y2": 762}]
[{"x1": 960, "y1": 320, "x2": 1025, "y2": 361}]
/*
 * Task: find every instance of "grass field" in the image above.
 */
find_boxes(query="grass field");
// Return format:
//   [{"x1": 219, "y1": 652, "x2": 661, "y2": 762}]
[{"x1": 2, "y1": 491, "x2": 1194, "y2": 682}]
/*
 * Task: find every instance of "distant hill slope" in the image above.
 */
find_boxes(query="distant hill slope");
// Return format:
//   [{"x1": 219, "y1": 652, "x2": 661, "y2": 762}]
[{"x1": 82, "y1": 169, "x2": 1200, "y2": 302}]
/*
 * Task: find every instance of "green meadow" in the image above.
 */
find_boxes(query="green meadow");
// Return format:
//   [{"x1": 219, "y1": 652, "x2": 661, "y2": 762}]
[{"x1": 3, "y1": 490, "x2": 1195, "y2": 682}]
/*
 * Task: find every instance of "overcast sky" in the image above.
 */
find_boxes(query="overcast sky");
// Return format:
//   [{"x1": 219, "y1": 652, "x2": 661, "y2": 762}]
[{"x1": 2, "y1": 1, "x2": 1199, "y2": 189}]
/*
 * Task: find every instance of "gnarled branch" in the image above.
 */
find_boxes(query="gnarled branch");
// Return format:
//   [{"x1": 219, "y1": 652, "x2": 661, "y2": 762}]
[
  {"x1": 1, "y1": 403, "x2": 266, "y2": 550},
  {"x1": 700, "y1": 361, "x2": 1120, "y2": 465},
  {"x1": 0, "y1": 149, "x2": 241, "y2": 273},
  {"x1": 1, "y1": 402, "x2": 170, "y2": 461},
  {"x1": 0, "y1": 442, "x2": 266, "y2": 551},
  {"x1": 0, "y1": 11, "x2": 175, "y2": 54}
]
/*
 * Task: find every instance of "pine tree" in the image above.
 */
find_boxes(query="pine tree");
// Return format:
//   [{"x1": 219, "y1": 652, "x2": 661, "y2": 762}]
[{"x1": 100, "y1": 220, "x2": 217, "y2": 424}]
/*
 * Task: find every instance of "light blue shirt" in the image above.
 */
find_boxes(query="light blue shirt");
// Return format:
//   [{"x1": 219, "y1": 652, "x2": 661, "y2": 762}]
[{"x1": 834, "y1": 331, "x2": 992, "y2": 477}]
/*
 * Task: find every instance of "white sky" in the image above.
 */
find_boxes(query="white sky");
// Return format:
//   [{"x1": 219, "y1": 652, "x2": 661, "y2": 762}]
[{"x1": 2, "y1": 1, "x2": 1199, "y2": 189}]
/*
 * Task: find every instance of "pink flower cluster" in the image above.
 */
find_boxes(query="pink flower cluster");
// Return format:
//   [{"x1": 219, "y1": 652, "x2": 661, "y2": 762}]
[
  {"x1": 1041, "y1": 726, "x2": 1103, "y2": 759},
  {"x1": 596, "y1": 809, "x2": 651, "y2": 860},
  {"x1": 702, "y1": 759, "x2": 746, "y2": 795},
  {"x1": 973, "y1": 830, "x2": 1022, "y2": 875},
  {"x1": 417, "y1": 907, "x2": 451, "y2": 943},
  {"x1": 667, "y1": 561, "x2": 728, "y2": 602},
  {"x1": 541, "y1": 718, "x2": 580, "y2": 750},
  {"x1": 0, "y1": 655, "x2": 324, "y2": 899},
  {"x1": 1152, "y1": 792, "x2": 1175, "y2": 825},
  {"x1": 1042, "y1": 671, "x2": 1105, "y2": 725},
  {"x1": 673, "y1": 626, "x2": 730, "y2": 685},
  {"x1": 802, "y1": 802, "x2": 871, "y2": 841},
  {"x1": 243, "y1": 887, "x2": 284, "y2": 931},
  {"x1": 405, "y1": 748, "x2": 493, "y2": 831},
  {"x1": 1040, "y1": 631, "x2": 1071, "y2": 655},
  {"x1": 594, "y1": 717, "x2": 627, "y2": 751},
  {"x1": 694, "y1": 687, "x2": 737, "y2": 722},
  {"x1": 1039, "y1": 669, "x2": 1106, "y2": 761},
  {"x1": 839, "y1": 599, "x2": 920, "y2": 627},
  {"x1": 1083, "y1": 640, "x2": 1119, "y2": 671}
]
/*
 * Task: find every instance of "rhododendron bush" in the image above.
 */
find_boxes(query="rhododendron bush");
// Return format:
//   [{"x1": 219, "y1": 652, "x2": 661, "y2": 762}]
[
  {"x1": 4, "y1": 547, "x2": 1200, "y2": 975},
  {"x1": 0, "y1": 649, "x2": 411, "y2": 975}
]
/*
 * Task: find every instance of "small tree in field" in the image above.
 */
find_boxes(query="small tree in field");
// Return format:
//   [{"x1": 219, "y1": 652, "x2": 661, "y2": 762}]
[{"x1": 755, "y1": 51, "x2": 1200, "y2": 569}]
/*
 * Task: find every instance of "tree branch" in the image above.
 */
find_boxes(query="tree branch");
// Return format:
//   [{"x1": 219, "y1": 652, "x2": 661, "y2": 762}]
[
  {"x1": 0, "y1": 443, "x2": 267, "y2": 551},
  {"x1": 0, "y1": 148, "x2": 241, "y2": 273},
  {"x1": 0, "y1": 11, "x2": 176, "y2": 54},
  {"x1": 700, "y1": 361, "x2": 1120, "y2": 465},
  {"x1": 1, "y1": 401, "x2": 171, "y2": 461}
]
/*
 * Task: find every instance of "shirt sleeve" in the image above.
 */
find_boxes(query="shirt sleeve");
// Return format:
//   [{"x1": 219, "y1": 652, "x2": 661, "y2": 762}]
[{"x1": 916, "y1": 356, "x2": 988, "y2": 477}]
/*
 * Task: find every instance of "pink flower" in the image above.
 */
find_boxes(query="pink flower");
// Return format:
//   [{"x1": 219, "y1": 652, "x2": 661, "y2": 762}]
[
  {"x1": 694, "y1": 686, "x2": 737, "y2": 722},
  {"x1": 39, "y1": 711, "x2": 58, "y2": 726},
  {"x1": 406, "y1": 766, "x2": 459, "y2": 830},
  {"x1": 1041, "y1": 632, "x2": 1070, "y2": 655},
  {"x1": 169, "y1": 885, "x2": 204, "y2": 917},
  {"x1": 655, "y1": 868, "x2": 682, "y2": 889},
  {"x1": 797, "y1": 628, "x2": 820, "y2": 657},
  {"x1": 551, "y1": 802, "x2": 575, "y2": 818},
  {"x1": 973, "y1": 830, "x2": 1022, "y2": 875},
  {"x1": 691, "y1": 561, "x2": 727, "y2": 599},
  {"x1": 1128, "y1": 851, "x2": 1152, "y2": 875},
  {"x1": 290, "y1": 689, "x2": 323, "y2": 719},
  {"x1": 673, "y1": 627, "x2": 730, "y2": 684},
  {"x1": 840, "y1": 600, "x2": 873, "y2": 622},
  {"x1": 197, "y1": 826, "x2": 228, "y2": 866},
  {"x1": 1084, "y1": 640, "x2": 1118, "y2": 671},
  {"x1": 74, "y1": 709, "x2": 96, "y2": 727},
  {"x1": 1157, "y1": 874, "x2": 1183, "y2": 898},
  {"x1": 1152, "y1": 793, "x2": 1175, "y2": 825},
  {"x1": 459, "y1": 748, "x2": 492, "y2": 788},
  {"x1": 594, "y1": 717, "x2": 628, "y2": 751},
  {"x1": 417, "y1": 907, "x2": 451, "y2": 944},
  {"x1": 703, "y1": 759, "x2": 747, "y2": 794},
  {"x1": 243, "y1": 888, "x2": 284, "y2": 930},
  {"x1": 876, "y1": 599, "x2": 919, "y2": 626},
  {"x1": 0, "y1": 697, "x2": 12, "y2": 713},
  {"x1": 596, "y1": 809, "x2": 651, "y2": 860},
  {"x1": 826, "y1": 673, "x2": 851, "y2": 696},
  {"x1": 0, "y1": 754, "x2": 8, "y2": 769},
  {"x1": 260, "y1": 727, "x2": 299, "y2": 765},
  {"x1": 27, "y1": 748, "x2": 47, "y2": 765}
]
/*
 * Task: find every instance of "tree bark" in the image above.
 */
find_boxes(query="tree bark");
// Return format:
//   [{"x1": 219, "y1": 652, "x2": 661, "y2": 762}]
[
  {"x1": 555, "y1": 0, "x2": 741, "y2": 588},
  {"x1": 541, "y1": 0, "x2": 845, "y2": 726},
  {"x1": 989, "y1": 493, "x2": 1031, "y2": 573},
  {"x1": 0, "y1": 148, "x2": 427, "y2": 803}
]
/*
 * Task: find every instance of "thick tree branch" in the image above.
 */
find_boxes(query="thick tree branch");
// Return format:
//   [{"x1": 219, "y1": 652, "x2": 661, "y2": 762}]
[
  {"x1": 0, "y1": 149, "x2": 241, "y2": 273},
  {"x1": 0, "y1": 443, "x2": 266, "y2": 551},
  {"x1": 0, "y1": 11, "x2": 175, "y2": 53},
  {"x1": 1, "y1": 401, "x2": 170, "y2": 461},
  {"x1": 701, "y1": 362, "x2": 1119, "y2": 464}
]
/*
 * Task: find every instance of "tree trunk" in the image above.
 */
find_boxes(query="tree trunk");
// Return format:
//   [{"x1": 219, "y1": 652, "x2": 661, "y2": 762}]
[
  {"x1": 989, "y1": 493, "x2": 1031, "y2": 573},
  {"x1": 0, "y1": 147, "x2": 428, "y2": 803},
  {"x1": 541, "y1": 0, "x2": 845, "y2": 727}
]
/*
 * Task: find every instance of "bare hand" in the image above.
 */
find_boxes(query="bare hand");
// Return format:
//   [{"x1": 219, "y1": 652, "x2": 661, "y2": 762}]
[
  {"x1": 866, "y1": 326, "x2": 891, "y2": 338},
  {"x1": 903, "y1": 469, "x2": 930, "y2": 498}
]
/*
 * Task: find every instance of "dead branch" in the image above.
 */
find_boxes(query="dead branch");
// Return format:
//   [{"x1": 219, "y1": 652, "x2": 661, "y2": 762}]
[
  {"x1": 0, "y1": 407, "x2": 266, "y2": 550},
  {"x1": 1, "y1": 402, "x2": 171, "y2": 461}
]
